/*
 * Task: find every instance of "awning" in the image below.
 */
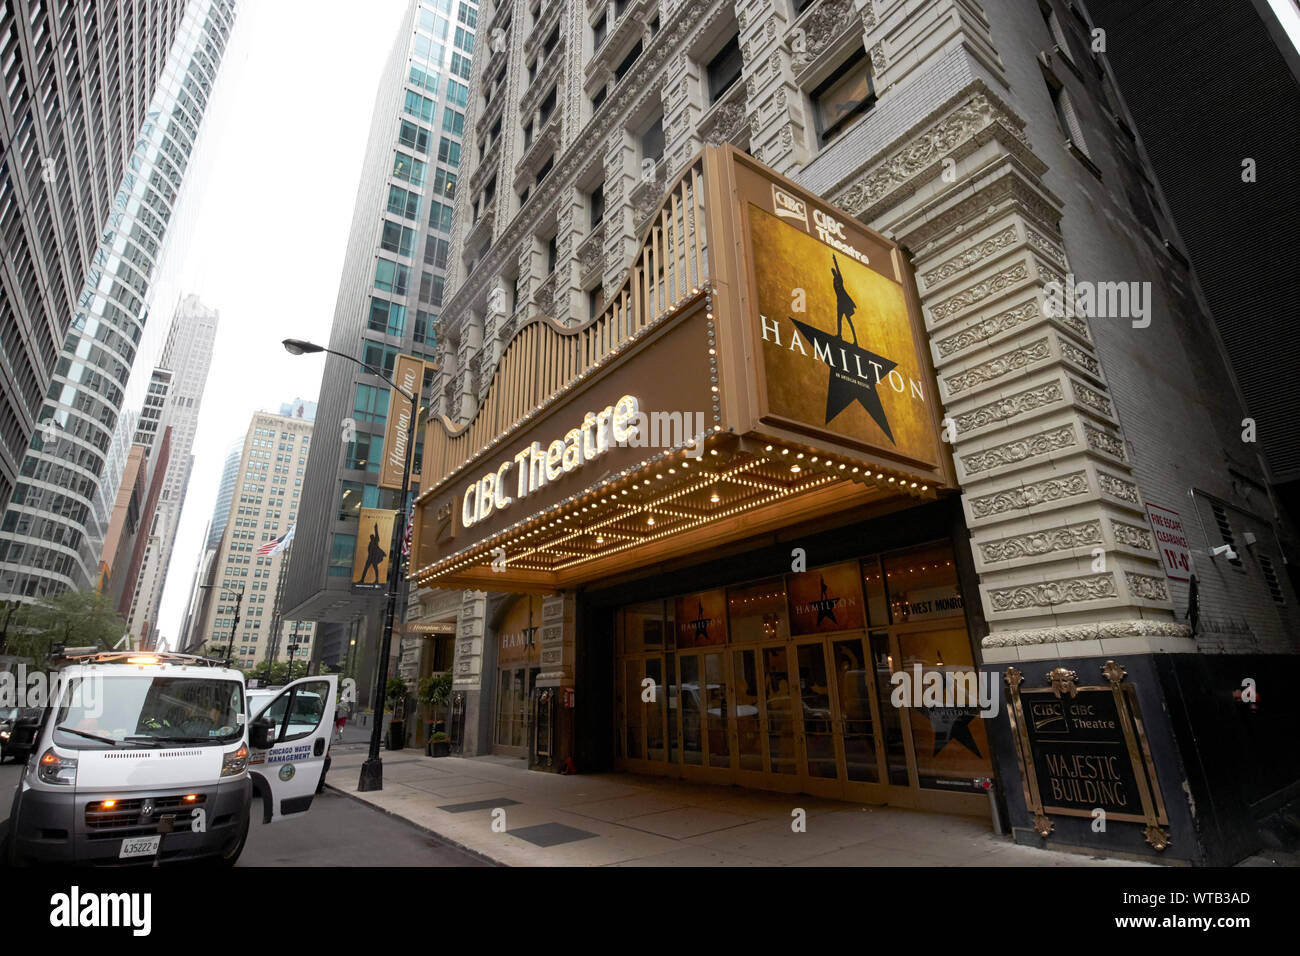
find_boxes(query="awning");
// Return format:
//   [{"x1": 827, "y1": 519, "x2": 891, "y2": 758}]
[{"x1": 412, "y1": 146, "x2": 954, "y2": 592}]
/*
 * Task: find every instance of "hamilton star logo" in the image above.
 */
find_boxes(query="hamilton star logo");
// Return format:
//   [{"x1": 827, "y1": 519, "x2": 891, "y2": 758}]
[
  {"x1": 691, "y1": 600, "x2": 713, "y2": 639},
  {"x1": 790, "y1": 316, "x2": 898, "y2": 443},
  {"x1": 809, "y1": 574, "x2": 840, "y2": 625},
  {"x1": 924, "y1": 706, "x2": 982, "y2": 757}
]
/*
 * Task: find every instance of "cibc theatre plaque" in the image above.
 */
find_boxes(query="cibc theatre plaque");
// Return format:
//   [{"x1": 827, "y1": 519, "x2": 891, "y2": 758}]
[{"x1": 1004, "y1": 661, "x2": 1170, "y2": 850}]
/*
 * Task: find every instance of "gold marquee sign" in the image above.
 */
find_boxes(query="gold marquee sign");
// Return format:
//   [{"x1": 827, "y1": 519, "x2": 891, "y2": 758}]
[{"x1": 411, "y1": 147, "x2": 954, "y2": 591}]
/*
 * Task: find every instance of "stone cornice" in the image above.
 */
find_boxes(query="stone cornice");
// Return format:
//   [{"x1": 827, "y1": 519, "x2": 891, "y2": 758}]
[
  {"x1": 982, "y1": 619, "x2": 1191, "y2": 648},
  {"x1": 829, "y1": 80, "x2": 1049, "y2": 226}
]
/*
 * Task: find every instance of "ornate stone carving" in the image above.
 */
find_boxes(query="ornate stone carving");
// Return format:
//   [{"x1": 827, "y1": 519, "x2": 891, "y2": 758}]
[
  {"x1": 982, "y1": 619, "x2": 1193, "y2": 648},
  {"x1": 576, "y1": 223, "x2": 606, "y2": 274},
  {"x1": 1126, "y1": 572, "x2": 1170, "y2": 601},
  {"x1": 968, "y1": 471, "x2": 1089, "y2": 519},
  {"x1": 1071, "y1": 379, "x2": 1113, "y2": 417},
  {"x1": 861, "y1": 0, "x2": 876, "y2": 31},
  {"x1": 988, "y1": 573, "x2": 1117, "y2": 612},
  {"x1": 961, "y1": 424, "x2": 1075, "y2": 475},
  {"x1": 979, "y1": 521, "x2": 1103, "y2": 563},
  {"x1": 1084, "y1": 423, "x2": 1126, "y2": 460},
  {"x1": 935, "y1": 299, "x2": 1039, "y2": 358},
  {"x1": 835, "y1": 95, "x2": 1017, "y2": 216},
  {"x1": 869, "y1": 41, "x2": 886, "y2": 74},
  {"x1": 929, "y1": 262, "x2": 1030, "y2": 321},
  {"x1": 1112, "y1": 521, "x2": 1154, "y2": 551},
  {"x1": 789, "y1": 0, "x2": 855, "y2": 73},
  {"x1": 955, "y1": 381, "x2": 1064, "y2": 434},
  {"x1": 1097, "y1": 472, "x2": 1140, "y2": 504},
  {"x1": 944, "y1": 337, "x2": 1051, "y2": 396},
  {"x1": 920, "y1": 226, "x2": 1019, "y2": 289},
  {"x1": 1060, "y1": 339, "x2": 1101, "y2": 377},
  {"x1": 1024, "y1": 226, "x2": 1067, "y2": 269}
]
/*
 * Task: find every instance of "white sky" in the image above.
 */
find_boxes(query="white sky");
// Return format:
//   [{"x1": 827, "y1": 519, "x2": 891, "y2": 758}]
[{"x1": 154, "y1": 0, "x2": 409, "y2": 647}]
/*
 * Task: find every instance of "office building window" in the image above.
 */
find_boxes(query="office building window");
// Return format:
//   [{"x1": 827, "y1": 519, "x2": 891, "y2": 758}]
[
  {"x1": 367, "y1": 298, "x2": 407, "y2": 337},
  {"x1": 812, "y1": 47, "x2": 874, "y2": 146},
  {"x1": 707, "y1": 34, "x2": 743, "y2": 104},
  {"x1": 589, "y1": 182, "x2": 605, "y2": 228},
  {"x1": 353, "y1": 384, "x2": 389, "y2": 426},
  {"x1": 398, "y1": 120, "x2": 430, "y2": 154},
  {"x1": 640, "y1": 113, "x2": 665, "y2": 165}
]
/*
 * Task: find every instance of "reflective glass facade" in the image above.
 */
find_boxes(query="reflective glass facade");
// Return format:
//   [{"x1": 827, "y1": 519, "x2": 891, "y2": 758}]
[{"x1": 0, "y1": 0, "x2": 236, "y2": 602}]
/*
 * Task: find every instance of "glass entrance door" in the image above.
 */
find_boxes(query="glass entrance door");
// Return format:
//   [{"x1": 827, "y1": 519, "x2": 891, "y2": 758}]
[{"x1": 793, "y1": 639, "x2": 841, "y2": 796}]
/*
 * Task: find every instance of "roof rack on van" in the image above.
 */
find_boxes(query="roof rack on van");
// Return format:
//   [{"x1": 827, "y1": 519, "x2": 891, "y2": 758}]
[{"x1": 55, "y1": 650, "x2": 232, "y2": 668}]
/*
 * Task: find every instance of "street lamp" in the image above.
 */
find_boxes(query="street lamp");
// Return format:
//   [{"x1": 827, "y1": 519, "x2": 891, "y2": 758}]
[
  {"x1": 198, "y1": 583, "x2": 245, "y2": 668},
  {"x1": 283, "y1": 336, "x2": 421, "y2": 792}
]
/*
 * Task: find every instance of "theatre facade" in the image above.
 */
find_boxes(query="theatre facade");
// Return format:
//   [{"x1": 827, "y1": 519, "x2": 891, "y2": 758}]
[{"x1": 410, "y1": 147, "x2": 1299, "y2": 865}]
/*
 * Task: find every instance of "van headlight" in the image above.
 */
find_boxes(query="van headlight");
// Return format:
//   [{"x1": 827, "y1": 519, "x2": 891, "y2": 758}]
[
  {"x1": 221, "y1": 743, "x2": 249, "y2": 777},
  {"x1": 37, "y1": 748, "x2": 78, "y2": 785}
]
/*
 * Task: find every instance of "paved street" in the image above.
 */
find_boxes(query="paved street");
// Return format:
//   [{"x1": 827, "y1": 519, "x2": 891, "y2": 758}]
[{"x1": 0, "y1": 757, "x2": 486, "y2": 867}]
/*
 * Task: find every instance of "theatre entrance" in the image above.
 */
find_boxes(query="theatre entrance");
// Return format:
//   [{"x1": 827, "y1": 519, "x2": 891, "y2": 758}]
[{"x1": 613, "y1": 542, "x2": 993, "y2": 815}]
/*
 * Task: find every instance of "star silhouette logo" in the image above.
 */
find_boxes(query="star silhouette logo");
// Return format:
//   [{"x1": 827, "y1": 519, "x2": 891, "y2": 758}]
[
  {"x1": 790, "y1": 317, "x2": 897, "y2": 444},
  {"x1": 690, "y1": 600, "x2": 713, "y2": 639},
  {"x1": 924, "y1": 706, "x2": 982, "y2": 757},
  {"x1": 809, "y1": 574, "x2": 840, "y2": 625}
]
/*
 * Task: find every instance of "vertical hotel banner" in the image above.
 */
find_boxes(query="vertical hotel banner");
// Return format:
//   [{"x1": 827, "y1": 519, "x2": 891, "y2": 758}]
[
  {"x1": 353, "y1": 507, "x2": 396, "y2": 589},
  {"x1": 378, "y1": 354, "x2": 424, "y2": 490},
  {"x1": 722, "y1": 150, "x2": 945, "y2": 478}
]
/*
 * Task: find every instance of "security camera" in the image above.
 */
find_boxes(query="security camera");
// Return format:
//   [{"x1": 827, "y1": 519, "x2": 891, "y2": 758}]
[{"x1": 1209, "y1": 544, "x2": 1238, "y2": 561}]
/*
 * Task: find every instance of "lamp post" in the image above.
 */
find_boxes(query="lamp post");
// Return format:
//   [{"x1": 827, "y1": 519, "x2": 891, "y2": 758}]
[
  {"x1": 283, "y1": 337, "x2": 420, "y2": 792},
  {"x1": 198, "y1": 583, "x2": 245, "y2": 668}
]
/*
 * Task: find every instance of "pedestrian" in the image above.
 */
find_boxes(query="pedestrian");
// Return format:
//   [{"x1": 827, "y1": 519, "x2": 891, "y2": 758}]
[{"x1": 335, "y1": 701, "x2": 349, "y2": 741}]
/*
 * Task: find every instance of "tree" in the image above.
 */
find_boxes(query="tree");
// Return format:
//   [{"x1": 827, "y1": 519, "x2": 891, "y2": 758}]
[
  {"x1": 0, "y1": 599, "x2": 27, "y2": 656},
  {"x1": 6, "y1": 589, "x2": 126, "y2": 665}
]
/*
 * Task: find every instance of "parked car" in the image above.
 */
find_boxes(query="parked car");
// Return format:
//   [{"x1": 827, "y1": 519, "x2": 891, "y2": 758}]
[{"x1": 0, "y1": 706, "x2": 43, "y2": 764}]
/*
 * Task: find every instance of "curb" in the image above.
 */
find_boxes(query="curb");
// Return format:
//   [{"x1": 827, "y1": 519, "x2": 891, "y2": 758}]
[{"x1": 325, "y1": 784, "x2": 506, "y2": 867}]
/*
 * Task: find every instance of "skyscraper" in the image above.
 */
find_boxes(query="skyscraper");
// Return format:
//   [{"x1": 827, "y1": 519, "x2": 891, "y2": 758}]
[
  {"x1": 282, "y1": 0, "x2": 477, "y2": 706},
  {"x1": 0, "y1": 0, "x2": 237, "y2": 604},
  {"x1": 197, "y1": 406, "x2": 314, "y2": 667},
  {"x1": 125, "y1": 294, "x2": 219, "y2": 647},
  {"x1": 177, "y1": 435, "x2": 242, "y2": 653},
  {"x1": 0, "y1": 0, "x2": 193, "y2": 510}
]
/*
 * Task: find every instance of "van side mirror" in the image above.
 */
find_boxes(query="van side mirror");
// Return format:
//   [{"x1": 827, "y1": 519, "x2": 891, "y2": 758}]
[{"x1": 249, "y1": 716, "x2": 276, "y2": 750}]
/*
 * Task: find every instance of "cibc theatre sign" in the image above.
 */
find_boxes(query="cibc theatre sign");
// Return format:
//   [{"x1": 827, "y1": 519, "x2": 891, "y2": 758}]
[{"x1": 411, "y1": 146, "x2": 950, "y2": 589}]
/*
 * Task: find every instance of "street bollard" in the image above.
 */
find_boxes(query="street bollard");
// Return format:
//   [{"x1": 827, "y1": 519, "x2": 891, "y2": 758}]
[{"x1": 979, "y1": 777, "x2": 1005, "y2": 835}]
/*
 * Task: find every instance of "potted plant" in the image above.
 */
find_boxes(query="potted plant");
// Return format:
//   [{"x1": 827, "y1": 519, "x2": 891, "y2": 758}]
[
  {"x1": 427, "y1": 730, "x2": 451, "y2": 757},
  {"x1": 418, "y1": 672, "x2": 453, "y2": 748}
]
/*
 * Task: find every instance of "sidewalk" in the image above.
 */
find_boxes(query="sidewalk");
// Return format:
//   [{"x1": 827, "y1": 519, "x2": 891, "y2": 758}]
[{"x1": 323, "y1": 745, "x2": 1152, "y2": 867}]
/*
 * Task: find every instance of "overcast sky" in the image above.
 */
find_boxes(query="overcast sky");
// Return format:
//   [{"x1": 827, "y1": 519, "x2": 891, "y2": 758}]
[{"x1": 154, "y1": 0, "x2": 409, "y2": 646}]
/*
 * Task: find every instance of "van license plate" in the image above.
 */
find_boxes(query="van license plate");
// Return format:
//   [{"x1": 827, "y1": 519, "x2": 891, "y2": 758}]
[{"x1": 119, "y1": 834, "x2": 162, "y2": 859}]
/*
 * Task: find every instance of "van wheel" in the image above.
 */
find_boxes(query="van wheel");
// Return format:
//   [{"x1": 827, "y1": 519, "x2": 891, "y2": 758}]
[{"x1": 218, "y1": 807, "x2": 250, "y2": 867}]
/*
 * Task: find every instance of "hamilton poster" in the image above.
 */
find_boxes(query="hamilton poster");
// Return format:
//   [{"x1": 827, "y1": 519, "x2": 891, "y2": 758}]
[
  {"x1": 749, "y1": 203, "x2": 939, "y2": 467},
  {"x1": 352, "y1": 507, "x2": 396, "y2": 590}
]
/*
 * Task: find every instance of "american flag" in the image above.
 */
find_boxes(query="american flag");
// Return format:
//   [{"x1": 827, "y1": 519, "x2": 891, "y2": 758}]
[
  {"x1": 257, "y1": 523, "x2": 295, "y2": 557},
  {"x1": 400, "y1": 500, "x2": 414, "y2": 557}
]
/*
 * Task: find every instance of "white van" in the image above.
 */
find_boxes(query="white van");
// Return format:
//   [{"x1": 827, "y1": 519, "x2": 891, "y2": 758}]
[{"x1": 2, "y1": 651, "x2": 336, "y2": 866}]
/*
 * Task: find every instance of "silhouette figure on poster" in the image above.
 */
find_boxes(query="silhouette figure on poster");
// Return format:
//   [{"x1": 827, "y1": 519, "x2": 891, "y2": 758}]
[
  {"x1": 831, "y1": 254, "x2": 858, "y2": 345},
  {"x1": 360, "y1": 521, "x2": 386, "y2": 584}
]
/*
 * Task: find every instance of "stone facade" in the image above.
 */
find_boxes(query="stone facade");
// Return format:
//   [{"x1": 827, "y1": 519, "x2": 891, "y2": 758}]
[{"x1": 431, "y1": 0, "x2": 1299, "y2": 678}]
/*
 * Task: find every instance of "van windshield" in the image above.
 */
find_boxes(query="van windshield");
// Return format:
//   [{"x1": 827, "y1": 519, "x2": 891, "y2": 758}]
[{"x1": 53, "y1": 676, "x2": 244, "y2": 749}]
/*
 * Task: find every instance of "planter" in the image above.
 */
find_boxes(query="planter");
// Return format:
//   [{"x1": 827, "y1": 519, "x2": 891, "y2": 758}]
[
  {"x1": 427, "y1": 740, "x2": 451, "y2": 757},
  {"x1": 386, "y1": 720, "x2": 405, "y2": 751}
]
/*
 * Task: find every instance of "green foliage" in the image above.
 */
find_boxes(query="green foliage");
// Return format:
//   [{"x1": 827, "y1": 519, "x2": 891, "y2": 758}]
[
  {"x1": 3, "y1": 590, "x2": 126, "y2": 665},
  {"x1": 418, "y1": 671, "x2": 453, "y2": 706},
  {"x1": 429, "y1": 731, "x2": 449, "y2": 742},
  {"x1": 385, "y1": 676, "x2": 409, "y2": 703},
  {"x1": 243, "y1": 659, "x2": 310, "y2": 684}
]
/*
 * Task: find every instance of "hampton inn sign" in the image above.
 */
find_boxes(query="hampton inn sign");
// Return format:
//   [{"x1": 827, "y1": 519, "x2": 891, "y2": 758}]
[{"x1": 410, "y1": 147, "x2": 953, "y2": 591}]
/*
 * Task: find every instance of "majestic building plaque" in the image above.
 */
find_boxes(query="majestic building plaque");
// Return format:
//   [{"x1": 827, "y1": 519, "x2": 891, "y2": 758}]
[{"x1": 1004, "y1": 661, "x2": 1170, "y2": 850}]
